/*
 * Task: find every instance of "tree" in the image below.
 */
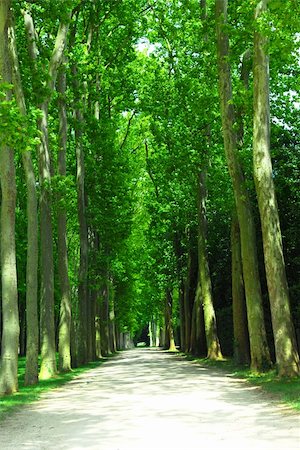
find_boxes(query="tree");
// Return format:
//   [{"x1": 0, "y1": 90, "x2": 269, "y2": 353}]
[
  {"x1": 253, "y1": 0, "x2": 300, "y2": 377},
  {"x1": 23, "y1": 4, "x2": 72, "y2": 379},
  {"x1": 57, "y1": 64, "x2": 72, "y2": 372},
  {"x1": 0, "y1": 0, "x2": 20, "y2": 395},
  {"x1": 197, "y1": 171, "x2": 222, "y2": 359},
  {"x1": 215, "y1": 0, "x2": 271, "y2": 371},
  {"x1": 8, "y1": 5, "x2": 39, "y2": 386}
]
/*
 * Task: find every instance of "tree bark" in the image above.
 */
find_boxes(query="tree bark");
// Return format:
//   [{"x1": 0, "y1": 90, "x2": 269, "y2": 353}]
[
  {"x1": 178, "y1": 281, "x2": 185, "y2": 351},
  {"x1": 231, "y1": 213, "x2": 250, "y2": 365},
  {"x1": 23, "y1": 7, "x2": 71, "y2": 379},
  {"x1": 253, "y1": 0, "x2": 300, "y2": 377},
  {"x1": 8, "y1": 10, "x2": 39, "y2": 385},
  {"x1": 95, "y1": 299, "x2": 102, "y2": 358},
  {"x1": 0, "y1": 0, "x2": 19, "y2": 396},
  {"x1": 0, "y1": 144, "x2": 19, "y2": 395},
  {"x1": 197, "y1": 171, "x2": 222, "y2": 359},
  {"x1": 191, "y1": 279, "x2": 207, "y2": 357},
  {"x1": 183, "y1": 245, "x2": 193, "y2": 352},
  {"x1": 100, "y1": 285, "x2": 110, "y2": 356},
  {"x1": 216, "y1": 0, "x2": 271, "y2": 371},
  {"x1": 165, "y1": 290, "x2": 176, "y2": 352},
  {"x1": 57, "y1": 65, "x2": 72, "y2": 372},
  {"x1": 72, "y1": 66, "x2": 89, "y2": 365},
  {"x1": 109, "y1": 292, "x2": 117, "y2": 354}
]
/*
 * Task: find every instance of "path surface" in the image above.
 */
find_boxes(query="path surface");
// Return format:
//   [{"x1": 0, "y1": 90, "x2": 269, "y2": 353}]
[{"x1": 0, "y1": 349, "x2": 299, "y2": 450}]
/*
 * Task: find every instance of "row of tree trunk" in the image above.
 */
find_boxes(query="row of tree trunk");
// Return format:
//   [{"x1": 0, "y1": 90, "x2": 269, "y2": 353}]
[
  {"x1": 0, "y1": 1, "x2": 130, "y2": 396},
  {"x1": 162, "y1": 0, "x2": 299, "y2": 378}
]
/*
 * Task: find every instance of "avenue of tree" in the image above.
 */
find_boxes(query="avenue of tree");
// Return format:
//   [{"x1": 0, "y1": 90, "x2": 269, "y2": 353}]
[{"x1": 0, "y1": 0, "x2": 300, "y2": 395}]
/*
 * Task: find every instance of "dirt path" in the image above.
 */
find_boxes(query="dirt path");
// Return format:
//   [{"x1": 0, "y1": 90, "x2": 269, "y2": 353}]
[{"x1": 0, "y1": 349, "x2": 299, "y2": 450}]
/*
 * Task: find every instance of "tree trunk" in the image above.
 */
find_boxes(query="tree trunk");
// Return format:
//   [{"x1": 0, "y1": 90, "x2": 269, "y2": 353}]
[
  {"x1": 73, "y1": 81, "x2": 89, "y2": 365},
  {"x1": 8, "y1": 13, "x2": 39, "y2": 385},
  {"x1": 189, "y1": 299, "x2": 197, "y2": 354},
  {"x1": 253, "y1": 0, "x2": 300, "y2": 377},
  {"x1": 38, "y1": 101, "x2": 57, "y2": 379},
  {"x1": 216, "y1": 0, "x2": 271, "y2": 371},
  {"x1": 23, "y1": 148, "x2": 39, "y2": 385},
  {"x1": 149, "y1": 321, "x2": 160, "y2": 347},
  {"x1": 165, "y1": 291, "x2": 176, "y2": 352},
  {"x1": 197, "y1": 171, "x2": 222, "y2": 359},
  {"x1": 57, "y1": 66, "x2": 72, "y2": 372},
  {"x1": 183, "y1": 245, "x2": 193, "y2": 352},
  {"x1": 0, "y1": 0, "x2": 20, "y2": 396},
  {"x1": 95, "y1": 299, "x2": 102, "y2": 358},
  {"x1": 192, "y1": 279, "x2": 207, "y2": 357},
  {"x1": 231, "y1": 213, "x2": 250, "y2": 365},
  {"x1": 23, "y1": 7, "x2": 71, "y2": 379},
  {"x1": 0, "y1": 143, "x2": 19, "y2": 395},
  {"x1": 89, "y1": 288, "x2": 97, "y2": 361},
  {"x1": 109, "y1": 293, "x2": 117, "y2": 354},
  {"x1": 100, "y1": 285, "x2": 110, "y2": 356},
  {"x1": 179, "y1": 281, "x2": 185, "y2": 351}
]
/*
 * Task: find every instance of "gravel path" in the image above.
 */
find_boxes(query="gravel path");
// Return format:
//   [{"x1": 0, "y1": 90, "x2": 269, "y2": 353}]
[{"x1": 0, "y1": 348, "x2": 299, "y2": 450}]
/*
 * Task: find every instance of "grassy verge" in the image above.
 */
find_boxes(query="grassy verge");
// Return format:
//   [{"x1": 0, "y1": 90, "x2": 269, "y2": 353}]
[
  {"x1": 0, "y1": 356, "x2": 105, "y2": 421},
  {"x1": 179, "y1": 354, "x2": 300, "y2": 412}
]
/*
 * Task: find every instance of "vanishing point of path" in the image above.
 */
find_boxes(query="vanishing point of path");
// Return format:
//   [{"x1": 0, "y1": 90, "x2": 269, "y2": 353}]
[{"x1": 0, "y1": 349, "x2": 299, "y2": 450}]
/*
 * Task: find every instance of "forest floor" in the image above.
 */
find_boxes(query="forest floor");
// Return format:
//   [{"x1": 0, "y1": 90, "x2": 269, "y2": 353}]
[{"x1": 0, "y1": 348, "x2": 299, "y2": 450}]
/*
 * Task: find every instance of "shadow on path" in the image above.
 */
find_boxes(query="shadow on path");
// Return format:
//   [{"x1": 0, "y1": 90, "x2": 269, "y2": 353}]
[{"x1": 0, "y1": 348, "x2": 299, "y2": 450}]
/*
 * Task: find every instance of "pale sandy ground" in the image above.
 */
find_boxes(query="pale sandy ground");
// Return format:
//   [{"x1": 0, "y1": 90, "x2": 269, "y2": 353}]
[{"x1": 0, "y1": 348, "x2": 299, "y2": 450}]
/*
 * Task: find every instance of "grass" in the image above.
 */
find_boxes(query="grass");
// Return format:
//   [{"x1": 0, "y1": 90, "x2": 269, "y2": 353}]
[
  {"x1": 0, "y1": 356, "x2": 105, "y2": 422},
  {"x1": 179, "y1": 354, "x2": 300, "y2": 412}
]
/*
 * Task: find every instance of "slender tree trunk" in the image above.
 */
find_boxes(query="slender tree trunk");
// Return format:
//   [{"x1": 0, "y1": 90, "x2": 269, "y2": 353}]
[
  {"x1": 193, "y1": 279, "x2": 207, "y2": 357},
  {"x1": 95, "y1": 299, "x2": 102, "y2": 358},
  {"x1": 23, "y1": 148, "x2": 39, "y2": 385},
  {"x1": 216, "y1": 0, "x2": 271, "y2": 371},
  {"x1": 183, "y1": 245, "x2": 193, "y2": 352},
  {"x1": 149, "y1": 321, "x2": 160, "y2": 347},
  {"x1": 165, "y1": 291, "x2": 176, "y2": 352},
  {"x1": 189, "y1": 300, "x2": 197, "y2": 354},
  {"x1": 100, "y1": 285, "x2": 110, "y2": 356},
  {"x1": 73, "y1": 79, "x2": 89, "y2": 365},
  {"x1": 179, "y1": 281, "x2": 185, "y2": 351},
  {"x1": 253, "y1": 0, "x2": 300, "y2": 377},
  {"x1": 57, "y1": 66, "x2": 72, "y2": 372},
  {"x1": 38, "y1": 100, "x2": 57, "y2": 379},
  {"x1": 8, "y1": 14, "x2": 39, "y2": 385},
  {"x1": 109, "y1": 293, "x2": 117, "y2": 354},
  {"x1": 231, "y1": 213, "x2": 250, "y2": 365},
  {"x1": 89, "y1": 288, "x2": 97, "y2": 361},
  {"x1": 197, "y1": 171, "x2": 222, "y2": 359},
  {"x1": 19, "y1": 307, "x2": 26, "y2": 357}
]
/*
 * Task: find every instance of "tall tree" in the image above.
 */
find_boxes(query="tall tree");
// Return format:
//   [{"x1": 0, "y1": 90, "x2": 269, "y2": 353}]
[
  {"x1": 8, "y1": 6, "x2": 39, "y2": 385},
  {"x1": 215, "y1": 0, "x2": 271, "y2": 371},
  {"x1": 0, "y1": 0, "x2": 20, "y2": 395},
  {"x1": 23, "y1": 5, "x2": 72, "y2": 379},
  {"x1": 197, "y1": 171, "x2": 223, "y2": 359},
  {"x1": 57, "y1": 64, "x2": 72, "y2": 372},
  {"x1": 253, "y1": 0, "x2": 300, "y2": 377},
  {"x1": 231, "y1": 213, "x2": 250, "y2": 364}
]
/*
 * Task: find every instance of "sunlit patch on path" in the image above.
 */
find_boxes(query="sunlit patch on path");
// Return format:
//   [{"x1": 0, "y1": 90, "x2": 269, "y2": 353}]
[{"x1": 0, "y1": 349, "x2": 299, "y2": 450}]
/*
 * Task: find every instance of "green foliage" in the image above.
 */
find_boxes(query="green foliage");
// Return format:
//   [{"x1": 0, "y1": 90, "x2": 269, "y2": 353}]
[
  {"x1": 0, "y1": 84, "x2": 40, "y2": 151},
  {"x1": 2, "y1": 0, "x2": 299, "y2": 381}
]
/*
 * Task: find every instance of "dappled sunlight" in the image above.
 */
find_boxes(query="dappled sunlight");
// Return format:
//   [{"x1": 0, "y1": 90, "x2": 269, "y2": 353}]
[{"x1": 1, "y1": 349, "x2": 299, "y2": 449}]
